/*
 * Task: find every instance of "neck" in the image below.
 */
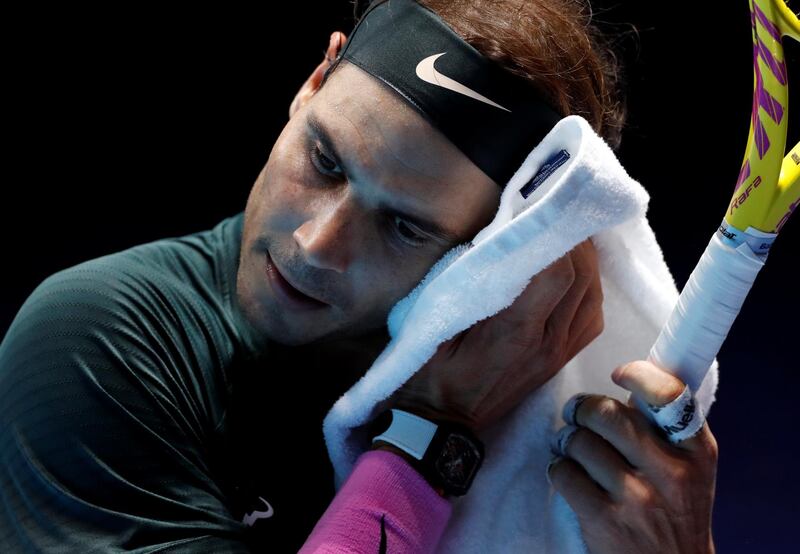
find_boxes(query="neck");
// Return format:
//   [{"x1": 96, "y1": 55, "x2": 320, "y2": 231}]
[{"x1": 307, "y1": 326, "x2": 391, "y2": 373}]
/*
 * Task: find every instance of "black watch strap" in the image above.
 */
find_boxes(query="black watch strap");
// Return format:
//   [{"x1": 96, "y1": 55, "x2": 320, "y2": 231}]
[{"x1": 369, "y1": 408, "x2": 484, "y2": 497}]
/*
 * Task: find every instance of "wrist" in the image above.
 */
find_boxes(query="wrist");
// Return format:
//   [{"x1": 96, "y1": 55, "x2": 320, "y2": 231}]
[
  {"x1": 369, "y1": 408, "x2": 484, "y2": 497},
  {"x1": 392, "y1": 402, "x2": 475, "y2": 434},
  {"x1": 370, "y1": 440, "x2": 415, "y2": 462},
  {"x1": 370, "y1": 440, "x2": 449, "y2": 498}
]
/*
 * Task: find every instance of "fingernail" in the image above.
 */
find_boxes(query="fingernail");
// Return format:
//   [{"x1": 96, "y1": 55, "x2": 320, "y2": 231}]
[
  {"x1": 550, "y1": 424, "x2": 579, "y2": 456},
  {"x1": 545, "y1": 455, "x2": 563, "y2": 486},
  {"x1": 562, "y1": 393, "x2": 591, "y2": 425}
]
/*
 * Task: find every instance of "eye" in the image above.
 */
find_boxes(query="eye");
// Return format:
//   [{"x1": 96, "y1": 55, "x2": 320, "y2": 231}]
[
  {"x1": 311, "y1": 144, "x2": 343, "y2": 176},
  {"x1": 392, "y1": 215, "x2": 428, "y2": 247},
  {"x1": 308, "y1": 143, "x2": 428, "y2": 248}
]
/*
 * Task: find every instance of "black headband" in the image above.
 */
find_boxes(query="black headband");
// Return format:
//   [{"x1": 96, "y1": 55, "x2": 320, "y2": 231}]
[{"x1": 338, "y1": 0, "x2": 563, "y2": 188}]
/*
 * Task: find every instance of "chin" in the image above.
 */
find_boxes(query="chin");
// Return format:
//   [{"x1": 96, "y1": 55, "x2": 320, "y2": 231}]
[{"x1": 234, "y1": 263, "x2": 314, "y2": 347}]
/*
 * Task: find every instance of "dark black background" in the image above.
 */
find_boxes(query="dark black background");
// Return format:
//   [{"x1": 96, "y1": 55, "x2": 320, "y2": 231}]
[{"x1": 3, "y1": 1, "x2": 798, "y2": 551}]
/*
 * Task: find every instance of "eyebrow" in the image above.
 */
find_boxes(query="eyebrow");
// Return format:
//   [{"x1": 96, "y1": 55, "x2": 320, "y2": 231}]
[{"x1": 305, "y1": 112, "x2": 462, "y2": 245}]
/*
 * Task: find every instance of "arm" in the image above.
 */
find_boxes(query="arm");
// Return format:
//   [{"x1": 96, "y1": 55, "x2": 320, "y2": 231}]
[
  {"x1": 0, "y1": 266, "x2": 251, "y2": 552},
  {"x1": 298, "y1": 446, "x2": 453, "y2": 554},
  {"x1": 298, "y1": 240, "x2": 603, "y2": 553}
]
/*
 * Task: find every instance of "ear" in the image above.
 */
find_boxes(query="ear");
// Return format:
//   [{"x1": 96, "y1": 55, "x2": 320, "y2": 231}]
[{"x1": 289, "y1": 31, "x2": 347, "y2": 119}]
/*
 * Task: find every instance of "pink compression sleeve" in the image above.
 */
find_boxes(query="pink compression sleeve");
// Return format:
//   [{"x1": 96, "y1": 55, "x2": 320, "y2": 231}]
[{"x1": 298, "y1": 449, "x2": 453, "y2": 554}]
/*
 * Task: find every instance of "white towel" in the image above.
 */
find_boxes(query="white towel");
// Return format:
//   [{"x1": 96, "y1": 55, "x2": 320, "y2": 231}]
[{"x1": 321, "y1": 114, "x2": 719, "y2": 553}]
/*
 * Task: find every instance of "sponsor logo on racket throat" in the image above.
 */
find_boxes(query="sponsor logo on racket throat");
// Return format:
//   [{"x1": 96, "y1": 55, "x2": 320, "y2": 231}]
[
  {"x1": 718, "y1": 225, "x2": 737, "y2": 240},
  {"x1": 730, "y1": 175, "x2": 762, "y2": 215}
]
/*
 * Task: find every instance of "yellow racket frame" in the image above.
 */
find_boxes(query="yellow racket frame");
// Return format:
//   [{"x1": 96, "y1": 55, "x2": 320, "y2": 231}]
[{"x1": 727, "y1": 0, "x2": 799, "y2": 236}]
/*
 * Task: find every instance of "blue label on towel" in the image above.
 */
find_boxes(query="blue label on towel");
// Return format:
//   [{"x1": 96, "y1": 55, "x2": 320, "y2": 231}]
[{"x1": 520, "y1": 149, "x2": 570, "y2": 199}]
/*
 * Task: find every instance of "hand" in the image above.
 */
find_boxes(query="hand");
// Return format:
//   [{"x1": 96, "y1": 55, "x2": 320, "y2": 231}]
[
  {"x1": 384, "y1": 238, "x2": 604, "y2": 433},
  {"x1": 548, "y1": 360, "x2": 718, "y2": 554}
]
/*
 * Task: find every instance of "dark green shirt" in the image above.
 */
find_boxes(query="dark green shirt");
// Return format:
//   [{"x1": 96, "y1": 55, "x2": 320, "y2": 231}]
[{"x1": 0, "y1": 212, "x2": 349, "y2": 552}]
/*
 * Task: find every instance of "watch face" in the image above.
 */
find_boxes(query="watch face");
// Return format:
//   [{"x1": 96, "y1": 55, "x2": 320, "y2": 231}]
[{"x1": 435, "y1": 433, "x2": 481, "y2": 489}]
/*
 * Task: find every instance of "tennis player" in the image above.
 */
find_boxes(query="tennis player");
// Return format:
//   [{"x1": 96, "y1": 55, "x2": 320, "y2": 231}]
[{"x1": 0, "y1": 1, "x2": 718, "y2": 552}]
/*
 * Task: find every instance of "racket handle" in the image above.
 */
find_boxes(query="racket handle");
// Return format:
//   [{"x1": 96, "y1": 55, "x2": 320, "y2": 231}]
[{"x1": 646, "y1": 227, "x2": 768, "y2": 393}]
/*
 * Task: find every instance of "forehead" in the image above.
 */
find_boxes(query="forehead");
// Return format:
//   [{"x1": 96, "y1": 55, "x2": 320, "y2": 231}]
[{"x1": 308, "y1": 61, "x2": 499, "y2": 231}]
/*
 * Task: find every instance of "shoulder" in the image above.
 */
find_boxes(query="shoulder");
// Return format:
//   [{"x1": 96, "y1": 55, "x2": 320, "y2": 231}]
[
  {"x1": 4, "y1": 238, "x2": 220, "y2": 366},
  {"x1": 0, "y1": 217, "x2": 253, "y2": 549},
  {"x1": 9, "y1": 211, "x2": 244, "y2": 350},
  {"x1": 0, "y1": 214, "x2": 247, "y2": 438}
]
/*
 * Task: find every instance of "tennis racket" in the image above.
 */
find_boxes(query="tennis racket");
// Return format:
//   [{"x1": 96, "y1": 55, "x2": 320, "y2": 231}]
[{"x1": 634, "y1": 0, "x2": 800, "y2": 436}]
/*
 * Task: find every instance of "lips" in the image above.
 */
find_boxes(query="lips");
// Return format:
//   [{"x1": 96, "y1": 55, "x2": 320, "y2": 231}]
[{"x1": 265, "y1": 251, "x2": 328, "y2": 308}]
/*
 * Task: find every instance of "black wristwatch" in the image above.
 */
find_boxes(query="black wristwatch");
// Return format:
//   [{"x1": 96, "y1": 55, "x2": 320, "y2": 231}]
[{"x1": 369, "y1": 408, "x2": 484, "y2": 497}]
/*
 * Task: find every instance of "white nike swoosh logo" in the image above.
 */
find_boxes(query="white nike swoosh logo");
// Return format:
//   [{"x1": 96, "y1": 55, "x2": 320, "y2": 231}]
[
  {"x1": 242, "y1": 496, "x2": 274, "y2": 526},
  {"x1": 415, "y1": 53, "x2": 511, "y2": 112}
]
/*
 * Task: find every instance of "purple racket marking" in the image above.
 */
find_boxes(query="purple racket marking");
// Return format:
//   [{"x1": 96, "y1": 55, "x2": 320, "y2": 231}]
[
  {"x1": 749, "y1": 3, "x2": 788, "y2": 160},
  {"x1": 753, "y1": 0, "x2": 783, "y2": 44},
  {"x1": 775, "y1": 199, "x2": 799, "y2": 233},
  {"x1": 734, "y1": 3, "x2": 790, "y2": 199},
  {"x1": 757, "y1": 39, "x2": 789, "y2": 86},
  {"x1": 735, "y1": 159, "x2": 752, "y2": 192},
  {"x1": 753, "y1": 68, "x2": 771, "y2": 159}
]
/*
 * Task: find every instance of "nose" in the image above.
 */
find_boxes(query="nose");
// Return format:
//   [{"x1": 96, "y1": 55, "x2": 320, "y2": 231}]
[{"x1": 293, "y1": 197, "x2": 359, "y2": 274}]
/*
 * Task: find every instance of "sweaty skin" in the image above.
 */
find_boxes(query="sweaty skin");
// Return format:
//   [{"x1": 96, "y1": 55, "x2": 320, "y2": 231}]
[
  {"x1": 0, "y1": 23, "x2": 719, "y2": 554},
  {"x1": 236, "y1": 34, "x2": 500, "y2": 360},
  {"x1": 242, "y1": 29, "x2": 717, "y2": 554}
]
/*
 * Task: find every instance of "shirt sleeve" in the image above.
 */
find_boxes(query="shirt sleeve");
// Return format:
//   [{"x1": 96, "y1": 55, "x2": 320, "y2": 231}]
[
  {"x1": 0, "y1": 262, "x2": 251, "y2": 553},
  {"x1": 298, "y1": 449, "x2": 453, "y2": 554}
]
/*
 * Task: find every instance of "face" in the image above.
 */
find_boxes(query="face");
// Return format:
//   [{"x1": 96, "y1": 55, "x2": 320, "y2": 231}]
[{"x1": 237, "y1": 59, "x2": 500, "y2": 348}]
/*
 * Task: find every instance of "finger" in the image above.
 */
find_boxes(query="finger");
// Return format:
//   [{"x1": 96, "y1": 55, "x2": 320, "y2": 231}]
[
  {"x1": 564, "y1": 305, "x2": 603, "y2": 357},
  {"x1": 568, "y1": 393, "x2": 682, "y2": 474},
  {"x1": 551, "y1": 425, "x2": 638, "y2": 501},
  {"x1": 512, "y1": 252, "x2": 576, "y2": 325},
  {"x1": 612, "y1": 360, "x2": 685, "y2": 409},
  {"x1": 612, "y1": 360, "x2": 718, "y2": 456},
  {"x1": 563, "y1": 276, "x2": 604, "y2": 356},
  {"x1": 475, "y1": 252, "x2": 575, "y2": 357},
  {"x1": 546, "y1": 456, "x2": 610, "y2": 516},
  {"x1": 568, "y1": 243, "x2": 603, "y2": 334},
  {"x1": 543, "y1": 240, "x2": 596, "y2": 347},
  {"x1": 558, "y1": 239, "x2": 604, "y2": 356}
]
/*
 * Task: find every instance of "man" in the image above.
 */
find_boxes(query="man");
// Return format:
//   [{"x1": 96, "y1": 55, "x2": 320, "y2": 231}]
[{"x1": 0, "y1": 0, "x2": 717, "y2": 552}]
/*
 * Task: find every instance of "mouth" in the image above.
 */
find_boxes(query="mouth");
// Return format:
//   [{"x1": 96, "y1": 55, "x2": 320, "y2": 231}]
[{"x1": 264, "y1": 251, "x2": 329, "y2": 310}]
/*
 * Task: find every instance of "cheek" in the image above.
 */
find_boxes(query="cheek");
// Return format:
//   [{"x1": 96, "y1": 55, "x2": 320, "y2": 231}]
[
  {"x1": 372, "y1": 256, "x2": 438, "y2": 309},
  {"x1": 254, "y1": 141, "x2": 313, "y2": 222}
]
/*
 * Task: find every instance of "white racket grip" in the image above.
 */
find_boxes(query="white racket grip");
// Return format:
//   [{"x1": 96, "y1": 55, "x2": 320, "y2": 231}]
[{"x1": 647, "y1": 230, "x2": 767, "y2": 393}]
